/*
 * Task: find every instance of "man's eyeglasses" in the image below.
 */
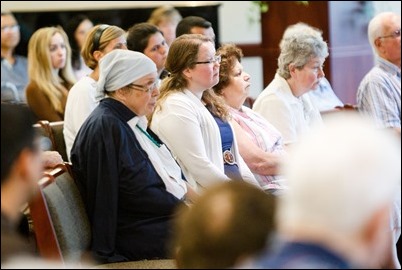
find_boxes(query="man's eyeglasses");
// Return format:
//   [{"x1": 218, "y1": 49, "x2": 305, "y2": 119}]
[
  {"x1": 378, "y1": 29, "x2": 401, "y2": 40},
  {"x1": 195, "y1": 55, "x2": 221, "y2": 65},
  {"x1": 127, "y1": 81, "x2": 158, "y2": 93},
  {"x1": 1, "y1": 24, "x2": 20, "y2": 32}
]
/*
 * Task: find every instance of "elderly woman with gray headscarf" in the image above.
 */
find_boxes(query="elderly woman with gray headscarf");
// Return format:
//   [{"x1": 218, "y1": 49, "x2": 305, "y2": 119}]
[
  {"x1": 253, "y1": 23, "x2": 327, "y2": 145},
  {"x1": 70, "y1": 49, "x2": 193, "y2": 263}
]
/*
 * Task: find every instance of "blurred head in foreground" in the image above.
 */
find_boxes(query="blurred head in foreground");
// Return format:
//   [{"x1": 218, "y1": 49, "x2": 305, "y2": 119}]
[
  {"x1": 277, "y1": 112, "x2": 401, "y2": 268},
  {"x1": 172, "y1": 181, "x2": 276, "y2": 268}
]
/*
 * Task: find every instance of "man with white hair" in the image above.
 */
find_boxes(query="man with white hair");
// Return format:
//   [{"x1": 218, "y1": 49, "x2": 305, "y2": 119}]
[
  {"x1": 248, "y1": 113, "x2": 401, "y2": 268},
  {"x1": 357, "y1": 12, "x2": 401, "y2": 135}
]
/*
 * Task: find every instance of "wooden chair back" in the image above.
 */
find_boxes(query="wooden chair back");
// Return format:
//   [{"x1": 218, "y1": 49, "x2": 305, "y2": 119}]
[
  {"x1": 33, "y1": 121, "x2": 68, "y2": 161},
  {"x1": 29, "y1": 163, "x2": 91, "y2": 264}
]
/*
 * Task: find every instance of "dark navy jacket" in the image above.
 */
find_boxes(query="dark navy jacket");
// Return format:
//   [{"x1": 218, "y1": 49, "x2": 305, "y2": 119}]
[{"x1": 71, "y1": 98, "x2": 183, "y2": 263}]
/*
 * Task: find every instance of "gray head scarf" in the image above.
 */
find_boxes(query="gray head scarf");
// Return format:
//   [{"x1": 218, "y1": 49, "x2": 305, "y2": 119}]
[{"x1": 96, "y1": 49, "x2": 157, "y2": 100}]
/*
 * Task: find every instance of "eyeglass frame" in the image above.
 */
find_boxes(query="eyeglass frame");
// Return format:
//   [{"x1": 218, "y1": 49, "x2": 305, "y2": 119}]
[
  {"x1": 126, "y1": 81, "x2": 158, "y2": 93},
  {"x1": 195, "y1": 55, "x2": 221, "y2": 65},
  {"x1": 1, "y1": 24, "x2": 20, "y2": 32},
  {"x1": 378, "y1": 29, "x2": 401, "y2": 40}
]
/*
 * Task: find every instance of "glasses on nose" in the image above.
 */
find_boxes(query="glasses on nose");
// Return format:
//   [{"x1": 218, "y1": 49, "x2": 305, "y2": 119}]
[
  {"x1": 127, "y1": 81, "x2": 158, "y2": 93},
  {"x1": 195, "y1": 55, "x2": 221, "y2": 65},
  {"x1": 1, "y1": 24, "x2": 20, "y2": 32},
  {"x1": 378, "y1": 29, "x2": 401, "y2": 39}
]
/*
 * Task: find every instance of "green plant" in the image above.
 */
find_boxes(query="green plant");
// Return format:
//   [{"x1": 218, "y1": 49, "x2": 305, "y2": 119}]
[
  {"x1": 248, "y1": 1, "x2": 309, "y2": 24},
  {"x1": 252, "y1": 1, "x2": 309, "y2": 13}
]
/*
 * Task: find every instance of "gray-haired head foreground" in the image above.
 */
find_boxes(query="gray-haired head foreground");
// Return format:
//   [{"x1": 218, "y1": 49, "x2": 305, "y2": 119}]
[{"x1": 279, "y1": 112, "x2": 400, "y2": 237}]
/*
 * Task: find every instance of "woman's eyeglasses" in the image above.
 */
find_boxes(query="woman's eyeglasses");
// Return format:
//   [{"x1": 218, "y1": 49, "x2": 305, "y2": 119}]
[
  {"x1": 195, "y1": 55, "x2": 221, "y2": 65},
  {"x1": 127, "y1": 81, "x2": 158, "y2": 93},
  {"x1": 1, "y1": 24, "x2": 20, "y2": 32}
]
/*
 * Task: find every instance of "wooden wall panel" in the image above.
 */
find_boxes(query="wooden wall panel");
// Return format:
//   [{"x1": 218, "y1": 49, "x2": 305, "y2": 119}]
[{"x1": 238, "y1": 1, "x2": 374, "y2": 104}]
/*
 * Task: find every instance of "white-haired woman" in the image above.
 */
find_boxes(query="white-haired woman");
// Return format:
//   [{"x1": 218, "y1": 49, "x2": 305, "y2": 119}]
[{"x1": 253, "y1": 23, "x2": 328, "y2": 145}]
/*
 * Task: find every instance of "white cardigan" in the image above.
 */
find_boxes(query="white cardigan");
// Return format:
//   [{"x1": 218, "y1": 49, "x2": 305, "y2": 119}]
[{"x1": 151, "y1": 89, "x2": 258, "y2": 193}]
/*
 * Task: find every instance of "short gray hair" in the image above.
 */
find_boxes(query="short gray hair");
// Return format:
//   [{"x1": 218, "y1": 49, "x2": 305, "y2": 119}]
[
  {"x1": 277, "y1": 23, "x2": 328, "y2": 79},
  {"x1": 367, "y1": 12, "x2": 399, "y2": 55},
  {"x1": 282, "y1": 22, "x2": 323, "y2": 40}
]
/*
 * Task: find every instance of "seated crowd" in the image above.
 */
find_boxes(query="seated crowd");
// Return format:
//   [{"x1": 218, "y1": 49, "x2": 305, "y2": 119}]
[{"x1": 1, "y1": 7, "x2": 400, "y2": 269}]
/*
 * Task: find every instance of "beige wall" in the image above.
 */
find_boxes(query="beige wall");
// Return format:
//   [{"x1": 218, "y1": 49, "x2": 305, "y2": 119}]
[{"x1": 1, "y1": 1, "x2": 220, "y2": 11}]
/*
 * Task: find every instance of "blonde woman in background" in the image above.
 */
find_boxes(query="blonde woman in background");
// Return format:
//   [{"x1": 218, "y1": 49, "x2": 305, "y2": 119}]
[
  {"x1": 148, "y1": 5, "x2": 182, "y2": 47},
  {"x1": 26, "y1": 26, "x2": 76, "y2": 121}
]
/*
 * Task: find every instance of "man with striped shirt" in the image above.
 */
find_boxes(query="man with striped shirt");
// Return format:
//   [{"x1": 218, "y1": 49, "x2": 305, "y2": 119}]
[{"x1": 357, "y1": 12, "x2": 401, "y2": 135}]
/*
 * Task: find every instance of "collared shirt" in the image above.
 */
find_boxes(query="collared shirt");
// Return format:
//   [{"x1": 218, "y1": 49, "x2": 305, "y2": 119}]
[
  {"x1": 357, "y1": 57, "x2": 401, "y2": 129},
  {"x1": 253, "y1": 73, "x2": 323, "y2": 145},
  {"x1": 1, "y1": 55, "x2": 28, "y2": 103}
]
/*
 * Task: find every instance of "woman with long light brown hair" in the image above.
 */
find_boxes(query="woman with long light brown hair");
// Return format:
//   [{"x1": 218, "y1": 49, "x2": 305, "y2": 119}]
[
  {"x1": 26, "y1": 26, "x2": 76, "y2": 121},
  {"x1": 150, "y1": 34, "x2": 258, "y2": 193}
]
